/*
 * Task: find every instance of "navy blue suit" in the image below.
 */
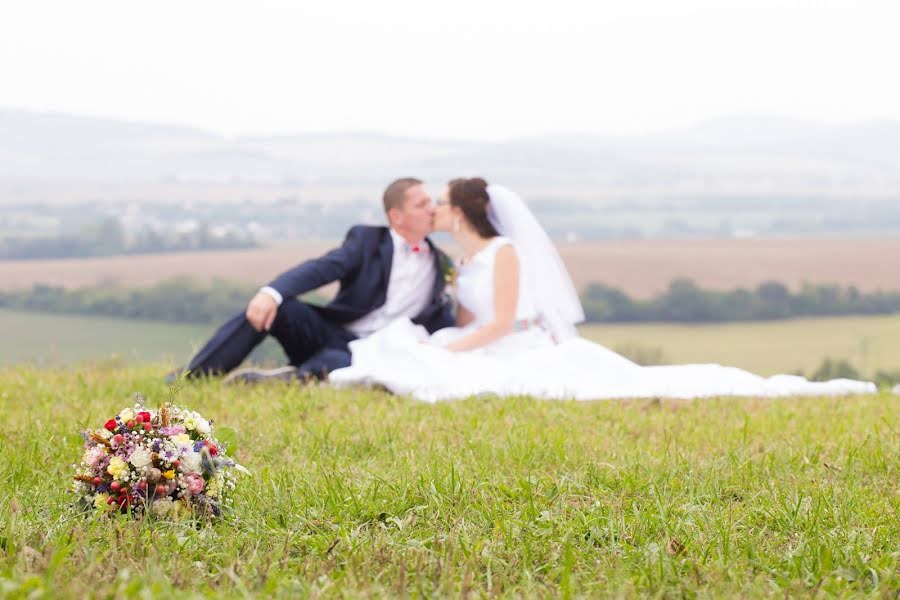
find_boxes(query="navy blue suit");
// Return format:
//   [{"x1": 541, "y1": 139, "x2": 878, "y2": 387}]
[{"x1": 186, "y1": 226, "x2": 455, "y2": 379}]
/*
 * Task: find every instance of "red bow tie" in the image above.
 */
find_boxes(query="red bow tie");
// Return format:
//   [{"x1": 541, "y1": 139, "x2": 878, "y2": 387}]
[{"x1": 403, "y1": 242, "x2": 429, "y2": 255}]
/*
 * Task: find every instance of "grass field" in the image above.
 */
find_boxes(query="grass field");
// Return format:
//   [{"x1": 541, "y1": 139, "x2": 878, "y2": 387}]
[
  {"x1": 0, "y1": 309, "x2": 285, "y2": 368},
  {"x1": 0, "y1": 366, "x2": 897, "y2": 597},
  {"x1": 581, "y1": 315, "x2": 900, "y2": 377},
  {"x1": 0, "y1": 308, "x2": 216, "y2": 367},
  {"x1": 4, "y1": 308, "x2": 900, "y2": 381}
]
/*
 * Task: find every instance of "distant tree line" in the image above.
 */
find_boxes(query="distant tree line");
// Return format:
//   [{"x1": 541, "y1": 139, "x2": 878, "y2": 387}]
[
  {"x1": 0, "y1": 279, "x2": 257, "y2": 323},
  {"x1": 806, "y1": 358, "x2": 900, "y2": 388},
  {"x1": 0, "y1": 278, "x2": 325, "y2": 325},
  {"x1": 583, "y1": 279, "x2": 900, "y2": 322},
  {"x1": 0, "y1": 218, "x2": 256, "y2": 260},
  {"x1": 3, "y1": 277, "x2": 900, "y2": 326}
]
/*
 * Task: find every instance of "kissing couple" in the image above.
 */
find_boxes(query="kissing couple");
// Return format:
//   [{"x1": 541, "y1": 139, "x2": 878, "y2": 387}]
[{"x1": 176, "y1": 177, "x2": 875, "y2": 401}]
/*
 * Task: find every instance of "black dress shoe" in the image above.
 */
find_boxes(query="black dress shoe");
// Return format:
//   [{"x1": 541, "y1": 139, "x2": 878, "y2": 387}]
[{"x1": 222, "y1": 366, "x2": 300, "y2": 385}]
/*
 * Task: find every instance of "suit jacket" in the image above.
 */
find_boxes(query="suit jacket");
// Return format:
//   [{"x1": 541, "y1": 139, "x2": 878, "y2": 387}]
[{"x1": 267, "y1": 225, "x2": 455, "y2": 333}]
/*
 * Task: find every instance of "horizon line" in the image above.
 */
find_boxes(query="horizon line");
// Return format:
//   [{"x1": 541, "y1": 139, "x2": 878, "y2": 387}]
[{"x1": 3, "y1": 105, "x2": 899, "y2": 144}]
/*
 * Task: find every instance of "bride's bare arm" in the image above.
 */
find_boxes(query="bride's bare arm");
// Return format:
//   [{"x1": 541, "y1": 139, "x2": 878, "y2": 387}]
[{"x1": 445, "y1": 245, "x2": 519, "y2": 352}]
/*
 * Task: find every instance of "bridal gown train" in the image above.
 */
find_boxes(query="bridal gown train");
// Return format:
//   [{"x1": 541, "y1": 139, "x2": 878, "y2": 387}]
[{"x1": 329, "y1": 237, "x2": 876, "y2": 402}]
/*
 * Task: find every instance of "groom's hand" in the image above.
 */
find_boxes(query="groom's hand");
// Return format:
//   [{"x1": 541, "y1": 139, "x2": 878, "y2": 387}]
[{"x1": 246, "y1": 292, "x2": 278, "y2": 332}]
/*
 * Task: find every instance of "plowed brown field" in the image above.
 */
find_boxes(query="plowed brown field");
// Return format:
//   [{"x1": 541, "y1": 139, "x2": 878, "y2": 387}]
[{"x1": 2, "y1": 237, "x2": 899, "y2": 297}]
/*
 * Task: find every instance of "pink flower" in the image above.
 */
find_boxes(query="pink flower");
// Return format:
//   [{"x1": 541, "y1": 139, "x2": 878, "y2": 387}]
[
  {"x1": 84, "y1": 446, "x2": 105, "y2": 467},
  {"x1": 184, "y1": 472, "x2": 205, "y2": 496}
]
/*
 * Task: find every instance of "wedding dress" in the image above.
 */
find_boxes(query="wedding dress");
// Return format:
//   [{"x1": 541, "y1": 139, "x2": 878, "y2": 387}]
[
  {"x1": 328, "y1": 235, "x2": 875, "y2": 402},
  {"x1": 328, "y1": 188, "x2": 876, "y2": 402}
]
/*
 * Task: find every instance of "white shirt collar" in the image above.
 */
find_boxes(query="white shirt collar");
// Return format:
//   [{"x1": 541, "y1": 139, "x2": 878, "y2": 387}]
[{"x1": 389, "y1": 228, "x2": 426, "y2": 250}]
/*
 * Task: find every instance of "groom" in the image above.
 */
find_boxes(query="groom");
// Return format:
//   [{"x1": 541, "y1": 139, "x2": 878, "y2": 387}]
[{"x1": 176, "y1": 177, "x2": 455, "y2": 383}]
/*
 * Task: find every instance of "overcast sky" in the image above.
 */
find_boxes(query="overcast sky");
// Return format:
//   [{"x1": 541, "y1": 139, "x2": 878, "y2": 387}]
[{"x1": 1, "y1": 0, "x2": 898, "y2": 140}]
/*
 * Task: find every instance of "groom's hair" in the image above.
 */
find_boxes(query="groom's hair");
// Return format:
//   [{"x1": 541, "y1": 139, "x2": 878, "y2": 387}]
[{"x1": 383, "y1": 177, "x2": 423, "y2": 213}]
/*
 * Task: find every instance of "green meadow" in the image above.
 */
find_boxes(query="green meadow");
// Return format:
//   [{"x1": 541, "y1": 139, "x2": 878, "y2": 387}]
[
  {"x1": 0, "y1": 309, "x2": 282, "y2": 369},
  {"x1": 3, "y1": 308, "x2": 900, "y2": 379},
  {"x1": 0, "y1": 366, "x2": 897, "y2": 597},
  {"x1": 580, "y1": 315, "x2": 900, "y2": 377}
]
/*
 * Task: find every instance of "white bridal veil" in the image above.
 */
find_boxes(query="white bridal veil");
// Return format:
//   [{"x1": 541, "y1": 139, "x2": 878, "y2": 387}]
[{"x1": 486, "y1": 185, "x2": 585, "y2": 341}]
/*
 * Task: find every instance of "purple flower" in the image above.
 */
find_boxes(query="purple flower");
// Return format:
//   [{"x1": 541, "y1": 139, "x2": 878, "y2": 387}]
[{"x1": 131, "y1": 485, "x2": 147, "y2": 501}]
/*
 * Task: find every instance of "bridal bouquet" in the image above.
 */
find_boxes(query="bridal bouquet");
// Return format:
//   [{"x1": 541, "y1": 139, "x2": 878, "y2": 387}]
[{"x1": 72, "y1": 397, "x2": 247, "y2": 519}]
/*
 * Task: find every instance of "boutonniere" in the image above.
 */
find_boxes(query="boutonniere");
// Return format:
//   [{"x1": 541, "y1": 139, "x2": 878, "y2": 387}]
[
  {"x1": 438, "y1": 252, "x2": 457, "y2": 309},
  {"x1": 439, "y1": 252, "x2": 457, "y2": 289}
]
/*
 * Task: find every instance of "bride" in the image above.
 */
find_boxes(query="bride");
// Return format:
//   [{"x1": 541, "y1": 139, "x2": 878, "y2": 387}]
[{"x1": 328, "y1": 178, "x2": 876, "y2": 402}]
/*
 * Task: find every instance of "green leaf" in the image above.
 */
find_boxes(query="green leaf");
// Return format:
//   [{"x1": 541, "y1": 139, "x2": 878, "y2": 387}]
[{"x1": 215, "y1": 426, "x2": 239, "y2": 455}]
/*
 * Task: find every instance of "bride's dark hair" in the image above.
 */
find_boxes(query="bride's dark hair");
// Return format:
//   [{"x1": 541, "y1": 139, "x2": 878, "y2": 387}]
[{"x1": 448, "y1": 177, "x2": 500, "y2": 239}]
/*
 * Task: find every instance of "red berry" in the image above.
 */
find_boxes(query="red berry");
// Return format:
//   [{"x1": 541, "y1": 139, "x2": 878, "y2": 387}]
[
  {"x1": 171, "y1": 460, "x2": 180, "y2": 468},
  {"x1": 93, "y1": 477, "x2": 101, "y2": 485},
  {"x1": 156, "y1": 484, "x2": 166, "y2": 496},
  {"x1": 138, "y1": 480, "x2": 147, "y2": 490},
  {"x1": 143, "y1": 423, "x2": 152, "y2": 431},
  {"x1": 126, "y1": 420, "x2": 135, "y2": 428},
  {"x1": 112, "y1": 434, "x2": 124, "y2": 445},
  {"x1": 208, "y1": 446, "x2": 218, "y2": 456},
  {"x1": 135, "y1": 413, "x2": 144, "y2": 423},
  {"x1": 110, "y1": 481, "x2": 121, "y2": 491}
]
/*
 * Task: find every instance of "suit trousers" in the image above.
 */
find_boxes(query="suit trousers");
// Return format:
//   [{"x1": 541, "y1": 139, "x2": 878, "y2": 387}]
[{"x1": 186, "y1": 299, "x2": 357, "y2": 379}]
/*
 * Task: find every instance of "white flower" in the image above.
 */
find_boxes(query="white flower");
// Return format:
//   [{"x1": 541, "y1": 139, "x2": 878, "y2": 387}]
[
  {"x1": 181, "y1": 451, "x2": 201, "y2": 474},
  {"x1": 119, "y1": 408, "x2": 135, "y2": 422},
  {"x1": 129, "y1": 447, "x2": 152, "y2": 469},
  {"x1": 183, "y1": 416, "x2": 197, "y2": 431},
  {"x1": 151, "y1": 498, "x2": 174, "y2": 517},
  {"x1": 196, "y1": 419, "x2": 211, "y2": 435}
]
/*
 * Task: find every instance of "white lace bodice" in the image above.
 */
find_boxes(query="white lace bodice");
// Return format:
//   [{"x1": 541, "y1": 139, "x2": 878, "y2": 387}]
[{"x1": 455, "y1": 236, "x2": 538, "y2": 326}]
